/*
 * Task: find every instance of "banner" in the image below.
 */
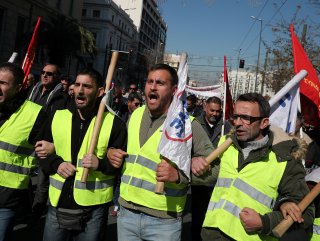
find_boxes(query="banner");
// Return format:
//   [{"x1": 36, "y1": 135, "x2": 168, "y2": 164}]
[
  {"x1": 158, "y1": 53, "x2": 192, "y2": 178},
  {"x1": 269, "y1": 70, "x2": 307, "y2": 134},
  {"x1": 291, "y1": 24, "x2": 320, "y2": 128},
  {"x1": 185, "y1": 85, "x2": 222, "y2": 98},
  {"x1": 22, "y1": 17, "x2": 41, "y2": 86}
]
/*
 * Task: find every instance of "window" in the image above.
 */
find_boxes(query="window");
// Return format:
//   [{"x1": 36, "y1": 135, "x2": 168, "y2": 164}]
[
  {"x1": 82, "y1": 9, "x2": 87, "y2": 17},
  {"x1": 15, "y1": 16, "x2": 26, "y2": 52},
  {"x1": 93, "y1": 10, "x2": 100, "y2": 18}
]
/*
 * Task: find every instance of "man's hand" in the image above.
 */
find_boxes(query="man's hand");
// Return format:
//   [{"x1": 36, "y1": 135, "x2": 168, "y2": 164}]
[
  {"x1": 82, "y1": 154, "x2": 99, "y2": 170},
  {"x1": 35, "y1": 140, "x2": 55, "y2": 159},
  {"x1": 107, "y1": 148, "x2": 127, "y2": 168},
  {"x1": 280, "y1": 202, "x2": 304, "y2": 223},
  {"x1": 156, "y1": 160, "x2": 179, "y2": 183},
  {"x1": 191, "y1": 156, "x2": 209, "y2": 176},
  {"x1": 57, "y1": 162, "x2": 77, "y2": 179},
  {"x1": 239, "y1": 207, "x2": 263, "y2": 232}
]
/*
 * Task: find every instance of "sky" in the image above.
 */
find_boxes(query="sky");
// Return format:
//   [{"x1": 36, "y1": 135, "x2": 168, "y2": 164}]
[{"x1": 159, "y1": 0, "x2": 319, "y2": 85}]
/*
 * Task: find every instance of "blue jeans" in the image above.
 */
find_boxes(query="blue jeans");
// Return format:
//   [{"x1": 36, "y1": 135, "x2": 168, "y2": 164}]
[
  {"x1": 117, "y1": 206, "x2": 182, "y2": 241},
  {"x1": 0, "y1": 208, "x2": 15, "y2": 241},
  {"x1": 43, "y1": 205, "x2": 107, "y2": 241}
]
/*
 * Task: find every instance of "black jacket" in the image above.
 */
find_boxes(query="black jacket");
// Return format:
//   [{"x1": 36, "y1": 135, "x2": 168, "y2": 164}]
[
  {"x1": 28, "y1": 82, "x2": 70, "y2": 114},
  {"x1": 196, "y1": 112, "x2": 232, "y2": 148},
  {"x1": 39, "y1": 101, "x2": 127, "y2": 209}
]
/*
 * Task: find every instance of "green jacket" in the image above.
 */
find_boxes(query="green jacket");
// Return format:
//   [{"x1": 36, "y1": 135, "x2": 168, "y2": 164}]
[{"x1": 192, "y1": 129, "x2": 314, "y2": 236}]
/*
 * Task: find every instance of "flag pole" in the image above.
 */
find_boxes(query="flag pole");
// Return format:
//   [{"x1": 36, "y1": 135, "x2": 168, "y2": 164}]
[
  {"x1": 155, "y1": 53, "x2": 189, "y2": 194},
  {"x1": 81, "y1": 51, "x2": 119, "y2": 182},
  {"x1": 221, "y1": 56, "x2": 228, "y2": 136}
]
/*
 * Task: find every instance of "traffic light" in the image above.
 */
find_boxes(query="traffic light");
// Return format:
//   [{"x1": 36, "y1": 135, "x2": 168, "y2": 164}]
[{"x1": 239, "y1": 59, "x2": 245, "y2": 68}]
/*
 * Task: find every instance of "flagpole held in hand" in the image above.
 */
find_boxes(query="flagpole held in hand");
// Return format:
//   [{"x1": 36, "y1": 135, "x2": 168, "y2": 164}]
[
  {"x1": 272, "y1": 181, "x2": 320, "y2": 238},
  {"x1": 81, "y1": 51, "x2": 119, "y2": 183},
  {"x1": 205, "y1": 130, "x2": 234, "y2": 164}
]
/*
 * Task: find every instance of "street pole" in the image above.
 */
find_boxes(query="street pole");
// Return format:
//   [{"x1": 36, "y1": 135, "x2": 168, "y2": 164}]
[
  {"x1": 260, "y1": 50, "x2": 269, "y2": 95},
  {"x1": 251, "y1": 16, "x2": 262, "y2": 93},
  {"x1": 233, "y1": 48, "x2": 241, "y2": 98}
]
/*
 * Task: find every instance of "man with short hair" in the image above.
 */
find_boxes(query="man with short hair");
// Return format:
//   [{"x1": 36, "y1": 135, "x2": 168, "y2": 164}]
[
  {"x1": 0, "y1": 62, "x2": 46, "y2": 241},
  {"x1": 191, "y1": 96, "x2": 232, "y2": 241},
  {"x1": 192, "y1": 93, "x2": 314, "y2": 241},
  {"x1": 28, "y1": 63, "x2": 70, "y2": 220},
  {"x1": 39, "y1": 68, "x2": 126, "y2": 241},
  {"x1": 110, "y1": 81, "x2": 128, "y2": 119},
  {"x1": 128, "y1": 82, "x2": 138, "y2": 93},
  {"x1": 109, "y1": 63, "x2": 214, "y2": 241},
  {"x1": 28, "y1": 63, "x2": 69, "y2": 113},
  {"x1": 186, "y1": 94, "x2": 202, "y2": 117},
  {"x1": 122, "y1": 91, "x2": 142, "y2": 123}
]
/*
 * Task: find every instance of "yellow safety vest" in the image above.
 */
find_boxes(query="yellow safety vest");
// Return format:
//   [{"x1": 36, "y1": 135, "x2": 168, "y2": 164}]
[
  {"x1": 49, "y1": 109, "x2": 115, "y2": 207},
  {"x1": 203, "y1": 136, "x2": 287, "y2": 241},
  {"x1": 311, "y1": 218, "x2": 320, "y2": 240},
  {"x1": 0, "y1": 100, "x2": 42, "y2": 189},
  {"x1": 120, "y1": 106, "x2": 190, "y2": 213}
]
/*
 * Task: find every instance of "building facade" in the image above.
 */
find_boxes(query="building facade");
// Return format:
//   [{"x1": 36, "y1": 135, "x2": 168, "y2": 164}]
[
  {"x1": 113, "y1": 0, "x2": 167, "y2": 84},
  {"x1": 228, "y1": 68, "x2": 275, "y2": 99},
  {"x1": 0, "y1": 0, "x2": 84, "y2": 76},
  {"x1": 81, "y1": 0, "x2": 138, "y2": 84}
]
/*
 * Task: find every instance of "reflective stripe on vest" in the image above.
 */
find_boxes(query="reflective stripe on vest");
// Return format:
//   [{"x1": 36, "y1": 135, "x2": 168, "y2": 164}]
[
  {"x1": 203, "y1": 136, "x2": 286, "y2": 241},
  {"x1": 49, "y1": 109, "x2": 115, "y2": 207},
  {"x1": 311, "y1": 218, "x2": 320, "y2": 240},
  {"x1": 208, "y1": 177, "x2": 275, "y2": 211},
  {"x1": 0, "y1": 140, "x2": 35, "y2": 157},
  {"x1": 0, "y1": 100, "x2": 42, "y2": 189},
  {"x1": 0, "y1": 162, "x2": 31, "y2": 175},
  {"x1": 120, "y1": 106, "x2": 190, "y2": 213}
]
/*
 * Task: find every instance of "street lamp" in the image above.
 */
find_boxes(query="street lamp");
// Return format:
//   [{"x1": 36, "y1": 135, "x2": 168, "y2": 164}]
[{"x1": 251, "y1": 16, "x2": 262, "y2": 93}]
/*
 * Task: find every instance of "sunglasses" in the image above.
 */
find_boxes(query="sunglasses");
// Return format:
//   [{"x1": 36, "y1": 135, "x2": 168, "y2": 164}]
[
  {"x1": 41, "y1": 71, "x2": 55, "y2": 77},
  {"x1": 129, "y1": 87, "x2": 137, "y2": 91}
]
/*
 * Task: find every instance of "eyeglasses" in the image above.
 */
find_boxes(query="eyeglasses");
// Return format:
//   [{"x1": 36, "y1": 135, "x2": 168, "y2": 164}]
[
  {"x1": 129, "y1": 87, "x2": 137, "y2": 91},
  {"x1": 41, "y1": 71, "x2": 55, "y2": 77},
  {"x1": 230, "y1": 114, "x2": 265, "y2": 124},
  {"x1": 134, "y1": 102, "x2": 141, "y2": 107}
]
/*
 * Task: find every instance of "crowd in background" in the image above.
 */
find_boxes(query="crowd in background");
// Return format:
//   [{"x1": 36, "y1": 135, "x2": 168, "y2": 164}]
[{"x1": 1, "y1": 61, "x2": 320, "y2": 241}]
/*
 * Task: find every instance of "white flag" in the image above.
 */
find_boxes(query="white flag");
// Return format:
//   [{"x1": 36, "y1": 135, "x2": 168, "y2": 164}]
[
  {"x1": 157, "y1": 53, "x2": 192, "y2": 178},
  {"x1": 269, "y1": 70, "x2": 307, "y2": 134}
]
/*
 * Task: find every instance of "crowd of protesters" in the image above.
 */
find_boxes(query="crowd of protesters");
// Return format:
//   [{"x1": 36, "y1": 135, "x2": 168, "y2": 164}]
[{"x1": 0, "y1": 61, "x2": 320, "y2": 241}]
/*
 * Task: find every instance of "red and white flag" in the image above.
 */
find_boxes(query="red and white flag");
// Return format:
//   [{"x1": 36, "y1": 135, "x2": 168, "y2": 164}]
[
  {"x1": 157, "y1": 53, "x2": 192, "y2": 178},
  {"x1": 22, "y1": 17, "x2": 41, "y2": 87},
  {"x1": 290, "y1": 24, "x2": 320, "y2": 127}
]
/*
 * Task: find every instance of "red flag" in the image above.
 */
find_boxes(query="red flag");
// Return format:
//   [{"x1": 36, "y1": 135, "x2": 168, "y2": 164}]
[
  {"x1": 22, "y1": 17, "x2": 41, "y2": 87},
  {"x1": 223, "y1": 56, "x2": 233, "y2": 120},
  {"x1": 290, "y1": 24, "x2": 320, "y2": 128}
]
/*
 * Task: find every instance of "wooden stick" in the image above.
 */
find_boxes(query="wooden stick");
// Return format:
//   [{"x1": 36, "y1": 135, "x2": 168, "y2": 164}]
[
  {"x1": 272, "y1": 181, "x2": 320, "y2": 238},
  {"x1": 155, "y1": 162, "x2": 165, "y2": 194},
  {"x1": 155, "y1": 137, "x2": 233, "y2": 194},
  {"x1": 81, "y1": 51, "x2": 119, "y2": 183},
  {"x1": 205, "y1": 137, "x2": 233, "y2": 164}
]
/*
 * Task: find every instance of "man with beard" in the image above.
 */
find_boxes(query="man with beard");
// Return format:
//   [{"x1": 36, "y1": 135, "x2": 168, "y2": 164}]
[
  {"x1": 107, "y1": 64, "x2": 213, "y2": 241},
  {"x1": 192, "y1": 93, "x2": 314, "y2": 241},
  {"x1": 38, "y1": 68, "x2": 126, "y2": 241},
  {"x1": 191, "y1": 96, "x2": 232, "y2": 241},
  {"x1": 0, "y1": 63, "x2": 46, "y2": 241}
]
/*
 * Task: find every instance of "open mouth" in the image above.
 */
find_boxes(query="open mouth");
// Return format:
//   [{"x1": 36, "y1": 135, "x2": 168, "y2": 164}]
[
  {"x1": 76, "y1": 95, "x2": 86, "y2": 104},
  {"x1": 148, "y1": 92, "x2": 158, "y2": 103}
]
